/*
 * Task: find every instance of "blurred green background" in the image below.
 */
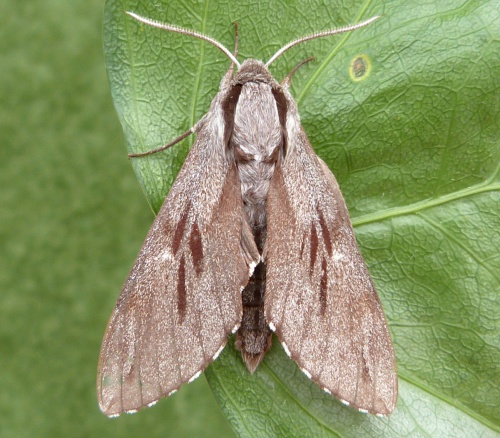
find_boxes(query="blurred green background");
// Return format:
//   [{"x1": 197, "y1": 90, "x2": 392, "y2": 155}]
[{"x1": 0, "y1": 1, "x2": 234, "y2": 436}]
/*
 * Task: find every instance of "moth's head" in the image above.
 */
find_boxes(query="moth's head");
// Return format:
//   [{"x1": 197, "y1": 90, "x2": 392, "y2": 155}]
[{"x1": 235, "y1": 60, "x2": 274, "y2": 85}]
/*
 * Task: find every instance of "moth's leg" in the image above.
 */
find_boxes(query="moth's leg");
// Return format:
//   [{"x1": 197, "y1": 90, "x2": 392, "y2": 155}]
[
  {"x1": 280, "y1": 56, "x2": 315, "y2": 89},
  {"x1": 222, "y1": 22, "x2": 239, "y2": 86},
  {"x1": 128, "y1": 115, "x2": 207, "y2": 158}
]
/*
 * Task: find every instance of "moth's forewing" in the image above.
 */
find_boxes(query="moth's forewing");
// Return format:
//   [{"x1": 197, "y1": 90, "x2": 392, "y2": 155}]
[
  {"x1": 264, "y1": 95, "x2": 397, "y2": 415},
  {"x1": 97, "y1": 99, "x2": 257, "y2": 416}
]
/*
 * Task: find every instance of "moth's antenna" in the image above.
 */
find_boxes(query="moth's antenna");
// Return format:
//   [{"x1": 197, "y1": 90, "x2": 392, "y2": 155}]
[
  {"x1": 126, "y1": 11, "x2": 241, "y2": 68},
  {"x1": 265, "y1": 15, "x2": 380, "y2": 67}
]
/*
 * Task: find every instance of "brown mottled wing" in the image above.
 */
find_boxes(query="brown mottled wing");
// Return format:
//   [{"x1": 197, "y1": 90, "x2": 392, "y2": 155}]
[
  {"x1": 265, "y1": 128, "x2": 397, "y2": 415},
  {"x1": 97, "y1": 107, "x2": 258, "y2": 416}
]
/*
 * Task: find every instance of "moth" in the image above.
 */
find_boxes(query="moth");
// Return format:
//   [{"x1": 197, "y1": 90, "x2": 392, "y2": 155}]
[{"x1": 98, "y1": 11, "x2": 397, "y2": 417}]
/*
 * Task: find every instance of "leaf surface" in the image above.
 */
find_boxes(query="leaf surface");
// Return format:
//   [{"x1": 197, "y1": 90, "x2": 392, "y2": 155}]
[{"x1": 104, "y1": 0, "x2": 500, "y2": 435}]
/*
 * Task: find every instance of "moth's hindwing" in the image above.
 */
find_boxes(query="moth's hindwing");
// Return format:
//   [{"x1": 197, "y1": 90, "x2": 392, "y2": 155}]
[
  {"x1": 97, "y1": 101, "x2": 256, "y2": 416},
  {"x1": 265, "y1": 113, "x2": 397, "y2": 415}
]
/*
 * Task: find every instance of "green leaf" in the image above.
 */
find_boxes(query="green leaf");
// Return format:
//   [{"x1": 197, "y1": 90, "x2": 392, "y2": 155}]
[{"x1": 104, "y1": 0, "x2": 500, "y2": 435}]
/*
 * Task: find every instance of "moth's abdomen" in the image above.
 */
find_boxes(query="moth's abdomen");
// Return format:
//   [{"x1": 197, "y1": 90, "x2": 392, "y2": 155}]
[
  {"x1": 235, "y1": 262, "x2": 272, "y2": 372},
  {"x1": 229, "y1": 80, "x2": 283, "y2": 371}
]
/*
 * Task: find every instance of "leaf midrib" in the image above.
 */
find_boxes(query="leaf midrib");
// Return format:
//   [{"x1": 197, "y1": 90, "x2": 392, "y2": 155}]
[{"x1": 262, "y1": 361, "x2": 341, "y2": 437}]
